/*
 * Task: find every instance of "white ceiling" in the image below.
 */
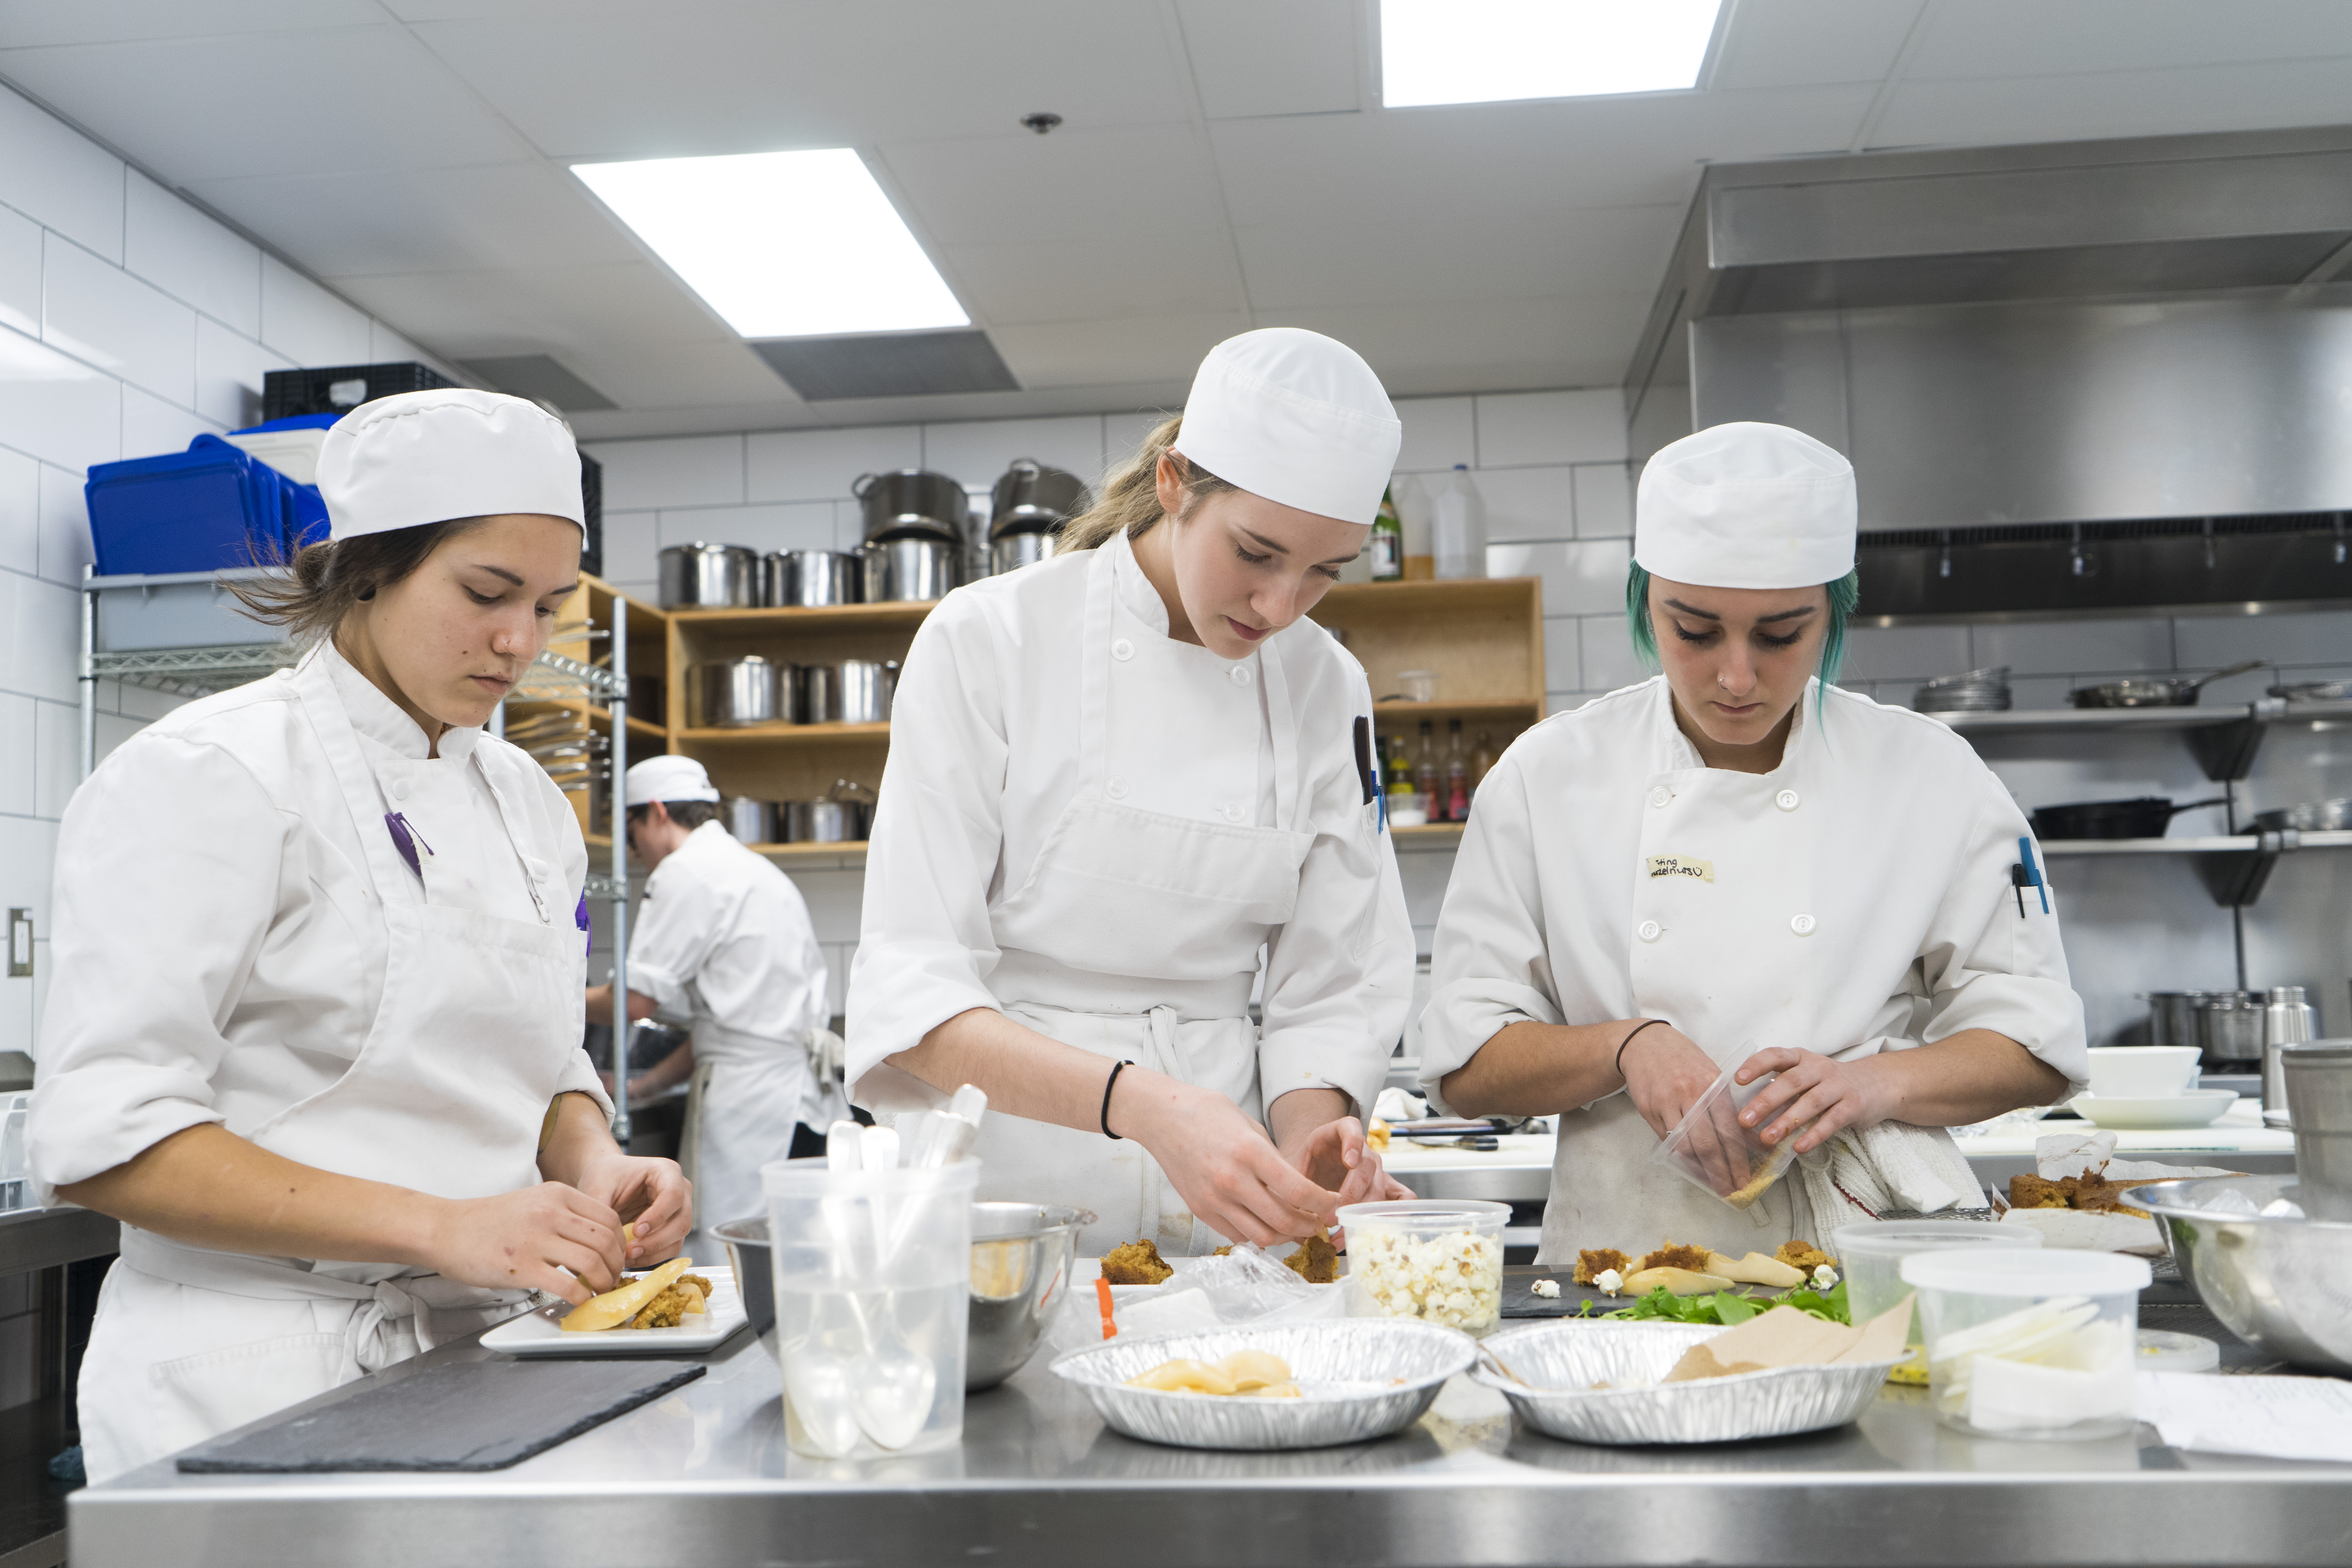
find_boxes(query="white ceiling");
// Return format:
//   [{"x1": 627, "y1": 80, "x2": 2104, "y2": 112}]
[{"x1": 5, "y1": 0, "x2": 2352, "y2": 438}]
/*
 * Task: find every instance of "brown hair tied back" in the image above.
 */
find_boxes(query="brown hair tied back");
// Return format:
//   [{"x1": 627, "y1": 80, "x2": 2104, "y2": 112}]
[
  {"x1": 1058, "y1": 414, "x2": 1236, "y2": 552},
  {"x1": 230, "y1": 517, "x2": 490, "y2": 644}
]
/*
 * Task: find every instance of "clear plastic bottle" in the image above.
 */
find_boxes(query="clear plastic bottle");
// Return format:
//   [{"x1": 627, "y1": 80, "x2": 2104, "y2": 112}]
[
  {"x1": 1384, "y1": 732, "x2": 1424, "y2": 825},
  {"x1": 1394, "y1": 473, "x2": 1435, "y2": 581},
  {"x1": 1444, "y1": 718, "x2": 1469, "y2": 822},
  {"x1": 1369, "y1": 486, "x2": 1403, "y2": 581},
  {"x1": 1434, "y1": 465, "x2": 1488, "y2": 580},
  {"x1": 1414, "y1": 720, "x2": 1441, "y2": 821}
]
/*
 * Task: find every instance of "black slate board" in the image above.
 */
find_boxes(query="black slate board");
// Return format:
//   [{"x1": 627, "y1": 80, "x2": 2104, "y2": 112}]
[
  {"x1": 1501, "y1": 1265, "x2": 1617, "y2": 1319},
  {"x1": 178, "y1": 1358, "x2": 707, "y2": 1473}
]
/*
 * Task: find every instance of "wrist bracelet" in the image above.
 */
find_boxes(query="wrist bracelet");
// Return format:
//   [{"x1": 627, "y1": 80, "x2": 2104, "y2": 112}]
[
  {"x1": 1101, "y1": 1059, "x2": 1134, "y2": 1140},
  {"x1": 1615, "y1": 1018, "x2": 1667, "y2": 1082}
]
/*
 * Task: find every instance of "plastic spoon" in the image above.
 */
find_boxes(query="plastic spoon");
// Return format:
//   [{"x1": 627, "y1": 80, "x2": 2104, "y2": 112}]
[{"x1": 782, "y1": 1121, "x2": 874, "y2": 1457}]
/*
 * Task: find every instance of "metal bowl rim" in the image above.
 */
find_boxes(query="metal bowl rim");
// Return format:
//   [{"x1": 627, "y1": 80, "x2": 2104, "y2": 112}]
[{"x1": 2127, "y1": 1176, "x2": 2352, "y2": 1229}]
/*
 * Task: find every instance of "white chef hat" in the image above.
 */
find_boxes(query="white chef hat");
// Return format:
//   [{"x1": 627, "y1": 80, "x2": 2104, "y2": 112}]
[
  {"x1": 318, "y1": 389, "x2": 584, "y2": 542},
  {"x1": 1635, "y1": 422, "x2": 1857, "y2": 590},
  {"x1": 624, "y1": 755, "x2": 720, "y2": 807},
  {"x1": 1171, "y1": 328, "x2": 1402, "y2": 527}
]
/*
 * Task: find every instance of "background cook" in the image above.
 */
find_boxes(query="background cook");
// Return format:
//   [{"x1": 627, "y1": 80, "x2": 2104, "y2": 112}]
[
  {"x1": 847, "y1": 328, "x2": 1417, "y2": 1258},
  {"x1": 1418, "y1": 422, "x2": 2087, "y2": 1261},
  {"x1": 588, "y1": 753, "x2": 843, "y2": 1249},
  {"x1": 29, "y1": 390, "x2": 690, "y2": 1482}
]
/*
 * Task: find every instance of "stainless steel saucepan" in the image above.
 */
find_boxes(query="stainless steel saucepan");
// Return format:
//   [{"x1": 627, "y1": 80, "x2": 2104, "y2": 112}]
[
  {"x1": 2069, "y1": 658, "x2": 2265, "y2": 708},
  {"x1": 658, "y1": 543, "x2": 757, "y2": 609},
  {"x1": 688, "y1": 656, "x2": 786, "y2": 727}
]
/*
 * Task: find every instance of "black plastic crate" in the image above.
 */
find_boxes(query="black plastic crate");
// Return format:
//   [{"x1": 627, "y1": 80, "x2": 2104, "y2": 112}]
[
  {"x1": 261, "y1": 361, "x2": 457, "y2": 420},
  {"x1": 579, "y1": 450, "x2": 603, "y2": 579}
]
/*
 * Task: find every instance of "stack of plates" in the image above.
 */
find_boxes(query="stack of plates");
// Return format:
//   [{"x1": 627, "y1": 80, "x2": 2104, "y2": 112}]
[
  {"x1": 1914, "y1": 666, "x2": 2012, "y2": 713},
  {"x1": 2269, "y1": 680, "x2": 2352, "y2": 703}
]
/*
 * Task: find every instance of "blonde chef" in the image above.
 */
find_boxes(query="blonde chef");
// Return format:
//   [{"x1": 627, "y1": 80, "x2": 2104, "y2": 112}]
[
  {"x1": 588, "y1": 753, "x2": 844, "y2": 1243},
  {"x1": 29, "y1": 390, "x2": 690, "y2": 1482},
  {"x1": 1419, "y1": 422, "x2": 2087, "y2": 1261},
  {"x1": 848, "y1": 328, "x2": 1416, "y2": 1257}
]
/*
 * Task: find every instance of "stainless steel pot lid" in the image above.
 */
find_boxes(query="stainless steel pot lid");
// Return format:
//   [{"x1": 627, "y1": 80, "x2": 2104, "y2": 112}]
[
  {"x1": 988, "y1": 458, "x2": 1090, "y2": 540},
  {"x1": 854, "y1": 469, "x2": 968, "y2": 543}
]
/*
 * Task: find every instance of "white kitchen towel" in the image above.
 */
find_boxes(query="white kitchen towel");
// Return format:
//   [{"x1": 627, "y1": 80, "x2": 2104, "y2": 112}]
[{"x1": 1798, "y1": 1120, "x2": 1985, "y2": 1229}]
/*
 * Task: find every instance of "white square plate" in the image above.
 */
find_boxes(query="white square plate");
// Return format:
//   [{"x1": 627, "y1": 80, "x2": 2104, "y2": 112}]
[{"x1": 482, "y1": 1263, "x2": 747, "y2": 1357}]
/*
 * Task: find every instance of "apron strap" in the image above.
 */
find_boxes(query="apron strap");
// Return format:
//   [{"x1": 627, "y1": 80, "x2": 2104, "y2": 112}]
[{"x1": 289, "y1": 650, "x2": 419, "y2": 903}]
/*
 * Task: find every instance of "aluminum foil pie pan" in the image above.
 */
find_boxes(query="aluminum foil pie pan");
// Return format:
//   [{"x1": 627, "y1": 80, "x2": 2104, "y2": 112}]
[
  {"x1": 1049, "y1": 1319, "x2": 1475, "y2": 1451},
  {"x1": 1473, "y1": 1319, "x2": 1897, "y2": 1446}
]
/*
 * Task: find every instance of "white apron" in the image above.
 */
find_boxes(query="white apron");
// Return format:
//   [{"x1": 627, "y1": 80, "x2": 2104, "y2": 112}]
[
  {"x1": 687, "y1": 1020, "x2": 823, "y2": 1234},
  {"x1": 968, "y1": 544, "x2": 1312, "y2": 1258},
  {"x1": 78, "y1": 655, "x2": 585, "y2": 1479}
]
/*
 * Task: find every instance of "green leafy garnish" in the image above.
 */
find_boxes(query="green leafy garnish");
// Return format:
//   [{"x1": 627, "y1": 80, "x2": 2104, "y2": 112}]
[{"x1": 1585, "y1": 1279, "x2": 1850, "y2": 1327}]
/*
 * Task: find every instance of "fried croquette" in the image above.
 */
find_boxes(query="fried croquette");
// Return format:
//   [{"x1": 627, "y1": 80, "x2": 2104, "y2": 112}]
[
  {"x1": 625, "y1": 1274, "x2": 712, "y2": 1330},
  {"x1": 1100, "y1": 1239, "x2": 1175, "y2": 1285},
  {"x1": 1572, "y1": 1248, "x2": 1630, "y2": 1285},
  {"x1": 1637, "y1": 1240, "x2": 1714, "y2": 1274},
  {"x1": 1283, "y1": 1230, "x2": 1339, "y2": 1284},
  {"x1": 1775, "y1": 1240, "x2": 1832, "y2": 1272}
]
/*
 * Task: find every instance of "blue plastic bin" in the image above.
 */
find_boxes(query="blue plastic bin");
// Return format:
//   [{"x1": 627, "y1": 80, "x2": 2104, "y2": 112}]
[{"x1": 84, "y1": 434, "x2": 329, "y2": 575}]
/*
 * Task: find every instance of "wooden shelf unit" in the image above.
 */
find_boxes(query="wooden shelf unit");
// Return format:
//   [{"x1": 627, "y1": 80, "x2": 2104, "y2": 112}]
[
  {"x1": 526, "y1": 575, "x2": 669, "y2": 849},
  {"x1": 1311, "y1": 576, "x2": 1548, "y2": 779}
]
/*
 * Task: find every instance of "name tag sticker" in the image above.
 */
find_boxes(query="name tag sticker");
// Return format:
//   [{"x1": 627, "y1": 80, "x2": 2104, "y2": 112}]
[{"x1": 1646, "y1": 855, "x2": 1715, "y2": 883}]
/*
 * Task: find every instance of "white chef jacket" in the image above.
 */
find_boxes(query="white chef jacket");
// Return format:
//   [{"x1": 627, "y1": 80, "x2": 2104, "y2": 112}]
[
  {"x1": 31, "y1": 643, "x2": 605, "y2": 1201},
  {"x1": 1419, "y1": 676, "x2": 2087, "y2": 1260},
  {"x1": 627, "y1": 818, "x2": 835, "y2": 1225},
  {"x1": 846, "y1": 531, "x2": 1412, "y2": 1123}
]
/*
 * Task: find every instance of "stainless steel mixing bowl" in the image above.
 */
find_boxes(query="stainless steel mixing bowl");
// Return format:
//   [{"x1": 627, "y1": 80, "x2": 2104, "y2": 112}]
[
  {"x1": 967, "y1": 1202, "x2": 1092, "y2": 1390},
  {"x1": 2128, "y1": 1174, "x2": 2352, "y2": 1374}
]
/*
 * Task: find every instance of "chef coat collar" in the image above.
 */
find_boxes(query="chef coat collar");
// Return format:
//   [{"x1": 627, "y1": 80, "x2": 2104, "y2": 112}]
[
  {"x1": 1108, "y1": 527, "x2": 1258, "y2": 667},
  {"x1": 316, "y1": 639, "x2": 483, "y2": 767},
  {"x1": 1653, "y1": 673, "x2": 1818, "y2": 779}
]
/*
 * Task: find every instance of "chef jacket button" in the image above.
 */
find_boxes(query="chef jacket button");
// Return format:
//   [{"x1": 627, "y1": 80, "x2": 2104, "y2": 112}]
[
  {"x1": 1776, "y1": 789, "x2": 1800, "y2": 812},
  {"x1": 1111, "y1": 638, "x2": 1135, "y2": 661},
  {"x1": 1106, "y1": 777, "x2": 1129, "y2": 801},
  {"x1": 390, "y1": 780, "x2": 409, "y2": 802},
  {"x1": 1222, "y1": 802, "x2": 1245, "y2": 823},
  {"x1": 1647, "y1": 786, "x2": 1672, "y2": 809},
  {"x1": 1637, "y1": 919, "x2": 1662, "y2": 943},
  {"x1": 1791, "y1": 913, "x2": 1817, "y2": 936},
  {"x1": 1229, "y1": 664, "x2": 1253, "y2": 685}
]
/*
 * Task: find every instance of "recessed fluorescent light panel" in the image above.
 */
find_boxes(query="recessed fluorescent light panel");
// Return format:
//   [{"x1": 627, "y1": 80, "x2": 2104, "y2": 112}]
[
  {"x1": 1381, "y1": 0, "x2": 1726, "y2": 107},
  {"x1": 573, "y1": 149, "x2": 967, "y2": 338}
]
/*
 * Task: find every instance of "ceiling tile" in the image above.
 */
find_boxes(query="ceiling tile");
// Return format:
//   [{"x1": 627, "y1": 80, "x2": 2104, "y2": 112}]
[
  {"x1": 1256, "y1": 295, "x2": 1656, "y2": 398},
  {"x1": 1234, "y1": 207, "x2": 1684, "y2": 311},
  {"x1": 1711, "y1": 0, "x2": 1927, "y2": 89},
  {"x1": 987, "y1": 310, "x2": 1246, "y2": 391},
  {"x1": 1871, "y1": 56, "x2": 2352, "y2": 149},
  {"x1": 940, "y1": 233, "x2": 1241, "y2": 325},
  {"x1": 181, "y1": 161, "x2": 642, "y2": 278},
  {"x1": 0, "y1": 0, "x2": 380, "y2": 48},
  {"x1": 326, "y1": 261, "x2": 732, "y2": 350},
  {"x1": 0, "y1": 26, "x2": 537, "y2": 184},
  {"x1": 555, "y1": 336, "x2": 791, "y2": 410},
  {"x1": 876, "y1": 123, "x2": 1226, "y2": 248},
  {"x1": 1907, "y1": 0, "x2": 2352, "y2": 80},
  {"x1": 1177, "y1": 0, "x2": 1359, "y2": 120},
  {"x1": 407, "y1": 2, "x2": 1193, "y2": 161}
]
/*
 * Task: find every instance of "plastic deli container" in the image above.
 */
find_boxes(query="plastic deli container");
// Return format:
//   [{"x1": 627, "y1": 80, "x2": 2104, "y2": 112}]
[
  {"x1": 763, "y1": 1156, "x2": 977, "y2": 1460},
  {"x1": 1338, "y1": 1199, "x2": 1508, "y2": 1334},
  {"x1": 1647, "y1": 1053, "x2": 1813, "y2": 1210},
  {"x1": 1833, "y1": 1220, "x2": 2041, "y2": 1387},
  {"x1": 1902, "y1": 1248, "x2": 2149, "y2": 1440}
]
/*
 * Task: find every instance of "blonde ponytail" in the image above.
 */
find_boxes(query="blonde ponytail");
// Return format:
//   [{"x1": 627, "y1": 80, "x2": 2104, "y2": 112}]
[{"x1": 1060, "y1": 414, "x2": 1236, "y2": 551}]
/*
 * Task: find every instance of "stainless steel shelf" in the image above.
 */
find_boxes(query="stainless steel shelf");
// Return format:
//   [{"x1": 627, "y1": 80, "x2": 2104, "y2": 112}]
[
  {"x1": 2041, "y1": 831, "x2": 2352, "y2": 854},
  {"x1": 89, "y1": 641, "x2": 296, "y2": 697},
  {"x1": 1935, "y1": 705, "x2": 2250, "y2": 734}
]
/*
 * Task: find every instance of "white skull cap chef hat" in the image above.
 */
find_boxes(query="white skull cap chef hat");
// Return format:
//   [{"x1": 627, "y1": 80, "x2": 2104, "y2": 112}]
[
  {"x1": 624, "y1": 755, "x2": 720, "y2": 807},
  {"x1": 318, "y1": 389, "x2": 584, "y2": 542},
  {"x1": 1635, "y1": 422, "x2": 1857, "y2": 590},
  {"x1": 1171, "y1": 328, "x2": 1402, "y2": 527}
]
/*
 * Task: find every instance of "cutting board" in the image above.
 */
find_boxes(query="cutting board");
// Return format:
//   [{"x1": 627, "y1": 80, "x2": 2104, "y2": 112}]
[
  {"x1": 1500, "y1": 1267, "x2": 1617, "y2": 1319},
  {"x1": 177, "y1": 1358, "x2": 706, "y2": 1473}
]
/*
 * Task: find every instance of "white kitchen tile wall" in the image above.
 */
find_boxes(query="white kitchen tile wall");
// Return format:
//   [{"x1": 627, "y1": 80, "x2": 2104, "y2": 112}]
[
  {"x1": 0, "y1": 82, "x2": 454, "y2": 1052},
  {"x1": 748, "y1": 425, "x2": 922, "y2": 504}
]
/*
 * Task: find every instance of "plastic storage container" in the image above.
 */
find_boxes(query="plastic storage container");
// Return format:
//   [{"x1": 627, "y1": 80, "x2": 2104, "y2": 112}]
[
  {"x1": 1336, "y1": 1198, "x2": 1508, "y2": 1333},
  {"x1": 1832, "y1": 1220, "x2": 2041, "y2": 1386},
  {"x1": 1647, "y1": 1051, "x2": 1812, "y2": 1210},
  {"x1": 763, "y1": 1156, "x2": 977, "y2": 1460},
  {"x1": 1902, "y1": 1247, "x2": 2149, "y2": 1440},
  {"x1": 85, "y1": 434, "x2": 327, "y2": 575}
]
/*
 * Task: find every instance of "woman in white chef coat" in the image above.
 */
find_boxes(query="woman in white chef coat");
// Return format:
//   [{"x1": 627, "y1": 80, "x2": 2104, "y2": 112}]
[
  {"x1": 849, "y1": 328, "x2": 1416, "y2": 1257},
  {"x1": 1419, "y1": 423, "x2": 2087, "y2": 1261},
  {"x1": 30, "y1": 390, "x2": 690, "y2": 1482},
  {"x1": 588, "y1": 754, "x2": 844, "y2": 1240}
]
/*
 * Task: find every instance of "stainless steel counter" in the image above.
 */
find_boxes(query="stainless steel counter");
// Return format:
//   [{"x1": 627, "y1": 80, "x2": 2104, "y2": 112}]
[{"x1": 69, "y1": 1310, "x2": 2352, "y2": 1568}]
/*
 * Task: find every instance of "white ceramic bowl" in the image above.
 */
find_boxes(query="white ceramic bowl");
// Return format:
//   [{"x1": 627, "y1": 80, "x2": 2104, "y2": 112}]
[{"x1": 2086, "y1": 1046, "x2": 2201, "y2": 1099}]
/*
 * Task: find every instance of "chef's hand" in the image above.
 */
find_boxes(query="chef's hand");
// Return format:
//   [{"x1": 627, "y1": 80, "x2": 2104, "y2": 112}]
[
  {"x1": 1279, "y1": 1116, "x2": 1412, "y2": 1210},
  {"x1": 1116, "y1": 1077, "x2": 1340, "y2": 1245},
  {"x1": 572, "y1": 1152, "x2": 693, "y2": 1267},
  {"x1": 1621, "y1": 1024, "x2": 1751, "y2": 1196},
  {"x1": 424, "y1": 1181, "x2": 628, "y2": 1306},
  {"x1": 1734, "y1": 1047, "x2": 1892, "y2": 1155}
]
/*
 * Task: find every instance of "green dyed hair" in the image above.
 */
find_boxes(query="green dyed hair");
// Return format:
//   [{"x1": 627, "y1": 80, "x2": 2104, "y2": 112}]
[{"x1": 1625, "y1": 562, "x2": 1862, "y2": 708}]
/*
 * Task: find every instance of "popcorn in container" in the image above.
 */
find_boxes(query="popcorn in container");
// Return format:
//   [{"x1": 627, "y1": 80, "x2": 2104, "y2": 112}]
[
  {"x1": 1901, "y1": 1247, "x2": 2149, "y2": 1441},
  {"x1": 1337, "y1": 1199, "x2": 1508, "y2": 1335}
]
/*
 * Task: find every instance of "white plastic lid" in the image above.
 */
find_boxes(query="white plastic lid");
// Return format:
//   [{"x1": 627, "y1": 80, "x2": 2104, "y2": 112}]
[
  {"x1": 1901, "y1": 1247, "x2": 2149, "y2": 1296},
  {"x1": 1834, "y1": 1220, "x2": 2044, "y2": 1258},
  {"x1": 1336, "y1": 1199, "x2": 1509, "y2": 1231},
  {"x1": 2137, "y1": 1329, "x2": 2220, "y2": 1373}
]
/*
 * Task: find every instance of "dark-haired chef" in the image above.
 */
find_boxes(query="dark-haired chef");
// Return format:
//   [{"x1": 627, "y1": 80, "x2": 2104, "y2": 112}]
[
  {"x1": 1418, "y1": 423, "x2": 2086, "y2": 1260},
  {"x1": 588, "y1": 754, "x2": 842, "y2": 1240},
  {"x1": 31, "y1": 390, "x2": 688, "y2": 1482}
]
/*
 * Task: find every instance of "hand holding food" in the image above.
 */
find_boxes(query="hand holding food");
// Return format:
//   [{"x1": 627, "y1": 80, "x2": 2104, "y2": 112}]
[
  {"x1": 423, "y1": 1180, "x2": 627, "y2": 1305},
  {"x1": 575, "y1": 1152, "x2": 693, "y2": 1265},
  {"x1": 1733, "y1": 1046, "x2": 1894, "y2": 1154},
  {"x1": 1122, "y1": 1080, "x2": 1342, "y2": 1245},
  {"x1": 1622, "y1": 1026, "x2": 1750, "y2": 1192},
  {"x1": 1280, "y1": 1114, "x2": 1412, "y2": 1212},
  {"x1": 558, "y1": 1255, "x2": 714, "y2": 1332}
]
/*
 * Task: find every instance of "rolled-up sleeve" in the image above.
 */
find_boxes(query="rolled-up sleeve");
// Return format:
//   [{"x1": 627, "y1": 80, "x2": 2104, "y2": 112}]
[
  {"x1": 1895, "y1": 769, "x2": 2088, "y2": 1092},
  {"x1": 29, "y1": 737, "x2": 281, "y2": 1201},
  {"x1": 1417, "y1": 753, "x2": 1568, "y2": 1115},
  {"x1": 624, "y1": 862, "x2": 718, "y2": 1020},
  {"x1": 1257, "y1": 682, "x2": 1414, "y2": 1121},
  {"x1": 846, "y1": 602, "x2": 1011, "y2": 1109}
]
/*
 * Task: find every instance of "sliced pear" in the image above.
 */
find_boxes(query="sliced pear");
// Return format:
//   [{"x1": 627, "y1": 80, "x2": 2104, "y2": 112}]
[
  {"x1": 1621, "y1": 1265, "x2": 1735, "y2": 1297},
  {"x1": 560, "y1": 1256, "x2": 693, "y2": 1332},
  {"x1": 1705, "y1": 1250, "x2": 1806, "y2": 1289}
]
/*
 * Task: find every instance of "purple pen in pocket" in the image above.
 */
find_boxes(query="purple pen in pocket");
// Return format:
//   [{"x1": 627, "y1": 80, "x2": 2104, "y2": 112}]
[{"x1": 385, "y1": 812, "x2": 433, "y2": 878}]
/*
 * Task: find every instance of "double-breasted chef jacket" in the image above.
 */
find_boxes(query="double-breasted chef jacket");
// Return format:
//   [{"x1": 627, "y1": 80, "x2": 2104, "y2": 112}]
[
  {"x1": 627, "y1": 818, "x2": 838, "y2": 1234},
  {"x1": 30, "y1": 641, "x2": 604, "y2": 1483},
  {"x1": 1418, "y1": 675, "x2": 2088, "y2": 1263},
  {"x1": 847, "y1": 530, "x2": 1415, "y2": 1256}
]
